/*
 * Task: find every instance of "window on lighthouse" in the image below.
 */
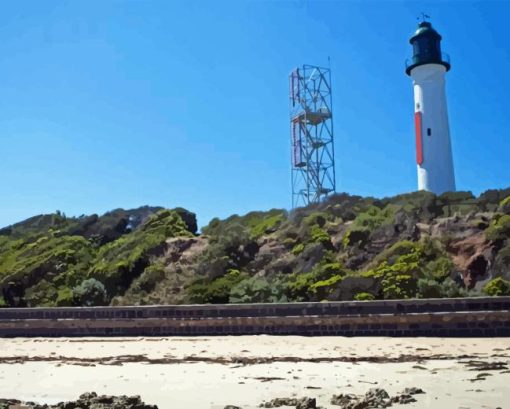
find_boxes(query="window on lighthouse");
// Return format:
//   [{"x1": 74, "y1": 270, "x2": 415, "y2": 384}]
[
  {"x1": 434, "y1": 39, "x2": 440, "y2": 53},
  {"x1": 413, "y1": 41, "x2": 421, "y2": 55},
  {"x1": 427, "y1": 128, "x2": 432, "y2": 136},
  {"x1": 414, "y1": 37, "x2": 436, "y2": 59}
]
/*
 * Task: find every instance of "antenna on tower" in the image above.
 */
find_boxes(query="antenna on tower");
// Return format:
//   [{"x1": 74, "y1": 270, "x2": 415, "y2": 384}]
[{"x1": 289, "y1": 64, "x2": 336, "y2": 209}]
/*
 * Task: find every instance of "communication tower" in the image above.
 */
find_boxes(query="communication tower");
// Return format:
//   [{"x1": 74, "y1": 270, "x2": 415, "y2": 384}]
[{"x1": 289, "y1": 64, "x2": 336, "y2": 208}]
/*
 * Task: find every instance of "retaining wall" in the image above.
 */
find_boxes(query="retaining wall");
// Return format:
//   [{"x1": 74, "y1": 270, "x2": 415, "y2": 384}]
[{"x1": 1, "y1": 297, "x2": 509, "y2": 337}]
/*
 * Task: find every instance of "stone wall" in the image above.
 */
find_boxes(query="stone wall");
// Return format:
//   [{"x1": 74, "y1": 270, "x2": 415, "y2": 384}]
[{"x1": 0, "y1": 297, "x2": 509, "y2": 337}]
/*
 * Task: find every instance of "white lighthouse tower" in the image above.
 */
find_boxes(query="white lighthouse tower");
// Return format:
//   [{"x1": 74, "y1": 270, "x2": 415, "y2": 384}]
[{"x1": 406, "y1": 19, "x2": 456, "y2": 194}]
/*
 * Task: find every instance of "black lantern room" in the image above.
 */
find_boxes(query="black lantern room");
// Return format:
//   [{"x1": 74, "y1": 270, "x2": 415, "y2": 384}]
[{"x1": 405, "y1": 21, "x2": 451, "y2": 75}]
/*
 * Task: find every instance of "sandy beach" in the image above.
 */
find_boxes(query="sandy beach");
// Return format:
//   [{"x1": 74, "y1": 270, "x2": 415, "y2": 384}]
[{"x1": 0, "y1": 336, "x2": 509, "y2": 408}]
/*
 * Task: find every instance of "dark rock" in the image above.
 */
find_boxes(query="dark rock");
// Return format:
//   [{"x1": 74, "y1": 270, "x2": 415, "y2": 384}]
[
  {"x1": 2, "y1": 281, "x2": 27, "y2": 307},
  {"x1": 401, "y1": 387, "x2": 424, "y2": 395},
  {"x1": 389, "y1": 387, "x2": 425, "y2": 406},
  {"x1": 0, "y1": 399, "x2": 22, "y2": 409},
  {"x1": 296, "y1": 397, "x2": 316, "y2": 409},
  {"x1": 360, "y1": 388, "x2": 391, "y2": 408},
  {"x1": 0, "y1": 393, "x2": 158, "y2": 409},
  {"x1": 391, "y1": 394, "x2": 416, "y2": 404},
  {"x1": 79, "y1": 393, "x2": 97, "y2": 400},
  {"x1": 331, "y1": 394, "x2": 357, "y2": 406},
  {"x1": 328, "y1": 276, "x2": 380, "y2": 301},
  {"x1": 365, "y1": 387, "x2": 389, "y2": 400},
  {"x1": 330, "y1": 387, "x2": 425, "y2": 408},
  {"x1": 344, "y1": 252, "x2": 369, "y2": 270},
  {"x1": 296, "y1": 243, "x2": 325, "y2": 274},
  {"x1": 259, "y1": 398, "x2": 298, "y2": 408}
]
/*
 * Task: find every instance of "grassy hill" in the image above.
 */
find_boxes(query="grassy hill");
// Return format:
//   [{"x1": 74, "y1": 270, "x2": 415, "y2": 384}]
[{"x1": 1, "y1": 188, "x2": 510, "y2": 307}]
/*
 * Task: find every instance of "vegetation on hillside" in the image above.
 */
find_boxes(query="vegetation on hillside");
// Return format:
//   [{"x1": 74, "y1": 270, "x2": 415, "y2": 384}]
[
  {"x1": 0, "y1": 187, "x2": 509, "y2": 307},
  {"x1": 0, "y1": 207, "x2": 194, "y2": 307}
]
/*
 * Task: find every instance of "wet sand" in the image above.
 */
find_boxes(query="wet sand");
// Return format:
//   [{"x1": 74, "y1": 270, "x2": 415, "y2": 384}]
[{"x1": 0, "y1": 336, "x2": 509, "y2": 408}]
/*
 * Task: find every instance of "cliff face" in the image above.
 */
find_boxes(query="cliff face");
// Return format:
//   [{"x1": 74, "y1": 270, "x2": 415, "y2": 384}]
[{"x1": 1, "y1": 188, "x2": 509, "y2": 307}]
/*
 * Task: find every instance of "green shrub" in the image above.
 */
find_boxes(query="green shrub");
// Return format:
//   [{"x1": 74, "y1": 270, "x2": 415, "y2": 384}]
[
  {"x1": 53, "y1": 267, "x2": 88, "y2": 289},
  {"x1": 72, "y1": 278, "x2": 108, "y2": 306},
  {"x1": 56, "y1": 287, "x2": 74, "y2": 306},
  {"x1": 0, "y1": 235, "x2": 95, "y2": 286},
  {"x1": 291, "y1": 243, "x2": 305, "y2": 255},
  {"x1": 483, "y1": 277, "x2": 510, "y2": 296},
  {"x1": 229, "y1": 276, "x2": 287, "y2": 303},
  {"x1": 342, "y1": 228, "x2": 370, "y2": 248},
  {"x1": 499, "y1": 196, "x2": 510, "y2": 214},
  {"x1": 363, "y1": 238, "x2": 454, "y2": 298},
  {"x1": 309, "y1": 274, "x2": 343, "y2": 299},
  {"x1": 386, "y1": 191, "x2": 441, "y2": 220},
  {"x1": 309, "y1": 225, "x2": 331, "y2": 246},
  {"x1": 494, "y1": 243, "x2": 510, "y2": 272},
  {"x1": 439, "y1": 191, "x2": 475, "y2": 204},
  {"x1": 424, "y1": 256, "x2": 454, "y2": 281},
  {"x1": 283, "y1": 237, "x2": 297, "y2": 247},
  {"x1": 354, "y1": 292, "x2": 375, "y2": 301},
  {"x1": 417, "y1": 277, "x2": 467, "y2": 298},
  {"x1": 131, "y1": 262, "x2": 166, "y2": 293},
  {"x1": 368, "y1": 240, "x2": 419, "y2": 267},
  {"x1": 284, "y1": 256, "x2": 346, "y2": 301},
  {"x1": 199, "y1": 222, "x2": 251, "y2": 272},
  {"x1": 485, "y1": 215, "x2": 510, "y2": 241},
  {"x1": 342, "y1": 204, "x2": 397, "y2": 249},
  {"x1": 22, "y1": 280, "x2": 58, "y2": 307},
  {"x1": 89, "y1": 209, "x2": 191, "y2": 293},
  {"x1": 479, "y1": 188, "x2": 510, "y2": 209},
  {"x1": 381, "y1": 250, "x2": 420, "y2": 299},
  {"x1": 203, "y1": 209, "x2": 286, "y2": 239},
  {"x1": 186, "y1": 269, "x2": 248, "y2": 304},
  {"x1": 443, "y1": 278, "x2": 468, "y2": 297},
  {"x1": 362, "y1": 248, "x2": 421, "y2": 299},
  {"x1": 351, "y1": 205, "x2": 397, "y2": 231},
  {"x1": 313, "y1": 261, "x2": 344, "y2": 280},
  {"x1": 417, "y1": 278, "x2": 443, "y2": 298},
  {"x1": 284, "y1": 272, "x2": 315, "y2": 301},
  {"x1": 302, "y1": 212, "x2": 330, "y2": 228},
  {"x1": 381, "y1": 273, "x2": 416, "y2": 299},
  {"x1": 206, "y1": 228, "x2": 241, "y2": 254},
  {"x1": 250, "y1": 213, "x2": 286, "y2": 237}
]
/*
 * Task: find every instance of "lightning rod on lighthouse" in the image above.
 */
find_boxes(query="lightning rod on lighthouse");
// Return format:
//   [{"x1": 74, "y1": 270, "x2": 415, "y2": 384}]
[{"x1": 405, "y1": 18, "x2": 456, "y2": 195}]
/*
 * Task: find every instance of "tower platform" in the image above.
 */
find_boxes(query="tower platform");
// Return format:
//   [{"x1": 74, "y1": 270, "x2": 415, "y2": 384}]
[{"x1": 292, "y1": 107, "x2": 331, "y2": 125}]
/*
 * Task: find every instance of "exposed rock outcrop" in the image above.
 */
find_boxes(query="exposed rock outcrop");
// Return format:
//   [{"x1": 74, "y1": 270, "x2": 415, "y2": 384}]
[
  {"x1": 447, "y1": 233, "x2": 493, "y2": 289},
  {"x1": 331, "y1": 387, "x2": 425, "y2": 408},
  {"x1": 259, "y1": 396, "x2": 317, "y2": 409},
  {"x1": 0, "y1": 392, "x2": 158, "y2": 409}
]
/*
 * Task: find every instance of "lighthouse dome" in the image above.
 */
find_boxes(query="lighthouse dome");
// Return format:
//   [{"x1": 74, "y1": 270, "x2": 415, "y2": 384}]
[
  {"x1": 410, "y1": 21, "x2": 441, "y2": 41},
  {"x1": 405, "y1": 21, "x2": 451, "y2": 75}
]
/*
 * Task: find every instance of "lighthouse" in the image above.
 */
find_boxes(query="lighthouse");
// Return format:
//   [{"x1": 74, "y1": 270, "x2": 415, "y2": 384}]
[{"x1": 406, "y1": 20, "x2": 456, "y2": 194}]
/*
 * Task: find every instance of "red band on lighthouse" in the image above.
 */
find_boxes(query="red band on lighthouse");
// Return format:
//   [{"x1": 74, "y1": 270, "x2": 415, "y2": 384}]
[{"x1": 414, "y1": 112, "x2": 423, "y2": 165}]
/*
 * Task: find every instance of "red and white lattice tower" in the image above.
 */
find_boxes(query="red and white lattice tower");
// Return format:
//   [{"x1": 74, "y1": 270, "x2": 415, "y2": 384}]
[{"x1": 289, "y1": 64, "x2": 336, "y2": 209}]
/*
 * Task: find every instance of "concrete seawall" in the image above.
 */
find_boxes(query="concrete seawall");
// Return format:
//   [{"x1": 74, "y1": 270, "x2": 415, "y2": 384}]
[{"x1": 1, "y1": 296, "x2": 509, "y2": 337}]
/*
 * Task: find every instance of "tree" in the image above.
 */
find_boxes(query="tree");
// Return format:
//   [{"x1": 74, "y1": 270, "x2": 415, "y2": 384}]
[{"x1": 73, "y1": 278, "x2": 108, "y2": 306}]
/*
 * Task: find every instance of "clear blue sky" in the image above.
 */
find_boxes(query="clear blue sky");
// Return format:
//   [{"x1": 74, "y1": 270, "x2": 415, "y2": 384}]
[{"x1": 0, "y1": 0, "x2": 509, "y2": 229}]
